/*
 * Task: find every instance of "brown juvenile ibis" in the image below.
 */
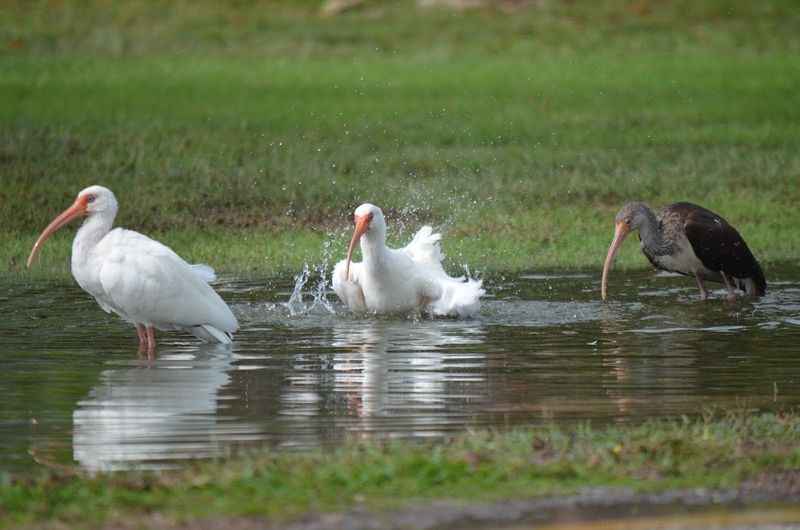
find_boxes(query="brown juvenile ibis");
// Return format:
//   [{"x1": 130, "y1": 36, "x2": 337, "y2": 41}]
[{"x1": 601, "y1": 202, "x2": 766, "y2": 301}]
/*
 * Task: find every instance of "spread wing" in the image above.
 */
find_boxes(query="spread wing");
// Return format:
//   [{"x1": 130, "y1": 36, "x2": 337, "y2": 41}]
[
  {"x1": 403, "y1": 226, "x2": 485, "y2": 317},
  {"x1": 95, "y1": 229, "x2": 238, "y2": 332},
  {"x1": 402, "y1": 226, "x2": 444, "y2": 269}
]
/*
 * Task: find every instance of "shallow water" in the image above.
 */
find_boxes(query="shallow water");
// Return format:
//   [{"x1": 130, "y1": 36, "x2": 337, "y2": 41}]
[{"x1": 2, "y1": 268, "x2": 800, "y2": 472}]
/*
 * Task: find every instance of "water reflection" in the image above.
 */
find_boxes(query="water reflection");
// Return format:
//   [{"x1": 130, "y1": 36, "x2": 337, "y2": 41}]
[
  {"x1": 327, "y1": 320, "x2": 485, "y2": 423},
  {"x1": 270, "y1": 318, "x2": 488, "y2": 444},
  {"x1": 72, "y1": 344, "x2": 259, "y2": 471}
]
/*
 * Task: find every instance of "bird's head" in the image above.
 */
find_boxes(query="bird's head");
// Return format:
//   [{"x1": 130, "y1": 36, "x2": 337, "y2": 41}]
[
  {"x1": 345, "y1": 203, "x2": 386, "y2": 279},
  {"x1": 79, "y1": 185, "x2": 118, "y2": 216},
  {"x1": 601, "y1": 202, "x2": 651, "y2": 301},
  {"x1": 614, "y1": 201, "x2": 650, "y2": 232},
  {"x1": 27, "y1": 185, "x2": 118, "y2": 268}
]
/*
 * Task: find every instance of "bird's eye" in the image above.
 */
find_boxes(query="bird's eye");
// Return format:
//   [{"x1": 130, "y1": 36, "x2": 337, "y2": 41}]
[{"x1": 86, "y1": 195, "x2": 96, "y2": 203}]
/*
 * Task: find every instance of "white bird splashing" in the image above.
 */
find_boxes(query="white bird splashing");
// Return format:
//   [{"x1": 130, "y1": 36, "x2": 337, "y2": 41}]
[{"x1": 332, "y1": 203, "x2": 485, "y2": 317}]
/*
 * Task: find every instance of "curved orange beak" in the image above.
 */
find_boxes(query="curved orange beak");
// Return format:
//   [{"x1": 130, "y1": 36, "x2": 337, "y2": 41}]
[
  {"x1": 344, "y1": 213, "x2": 372, "y2": 280},
  {"x1": 601, "y1": 221, "x2": 631, "y2": 301},
  {"x1": 27, "y1": 197, "x2": 89, "y2": 268}
]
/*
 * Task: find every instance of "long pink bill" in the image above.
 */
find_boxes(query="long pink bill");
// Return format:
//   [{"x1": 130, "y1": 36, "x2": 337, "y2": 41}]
[
  {"x1": 27, "y1": 200, "x2": 87, "y2": 268},
  {"x1": 600, "y1": 222, "x2": 631, "y2": 301},
  {"x1": 344, "y1": 214, "x2": 371, "y2": 281}
]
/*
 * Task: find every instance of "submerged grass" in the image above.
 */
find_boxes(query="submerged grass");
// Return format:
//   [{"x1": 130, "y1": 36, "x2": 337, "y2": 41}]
[
  {"x1": 1, "y1": 0, "x2": 800, "y2": 276},
  {"x1": 2, "y1": 411, "x2": 799, "y2": 528}
]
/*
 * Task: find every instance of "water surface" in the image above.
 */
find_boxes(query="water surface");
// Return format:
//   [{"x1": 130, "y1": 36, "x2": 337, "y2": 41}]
[{"x1": 2, "y1": 269, "x2": 799, "y2": 471}]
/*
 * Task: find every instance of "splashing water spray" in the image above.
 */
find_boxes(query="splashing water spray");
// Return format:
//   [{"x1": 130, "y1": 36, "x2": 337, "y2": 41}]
[{"x1": 284, "y1": 236, "x2": 337, "y2": 317}]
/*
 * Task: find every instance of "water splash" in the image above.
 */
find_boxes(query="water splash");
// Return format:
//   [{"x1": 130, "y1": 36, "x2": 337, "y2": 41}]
[
  {"x1": 284, "y1": 263, "x2": 336, "y2": 317},
  {"x1": 284, "y1": 263, "x2": 311, "y2": 316},
  {"x1": 284, "y1": 238, "x2": 338, "y2": 316}
]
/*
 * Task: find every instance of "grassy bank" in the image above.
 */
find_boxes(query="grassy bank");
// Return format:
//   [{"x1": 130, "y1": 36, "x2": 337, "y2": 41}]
[
  {"x1": 2, "y1": 411, "x2": 799, "y2": 529},
  {"x1": 2, "y1": 0, "x2": 800, "y2": 277}
]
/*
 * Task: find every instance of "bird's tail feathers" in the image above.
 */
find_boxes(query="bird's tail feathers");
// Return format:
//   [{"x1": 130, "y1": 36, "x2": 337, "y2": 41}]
[
  {"x1": 190, "y1": 264, "x2": 217, "y2": 283},
  {"x1": 191, "y1": 324, "x2": 234, "y2": 344},
  {"x1": 736, "y1": 265, "x2": 766, "y2": 297},
  {"x1": 751, "y1": 262, "x2": 767, "y2": 296}
]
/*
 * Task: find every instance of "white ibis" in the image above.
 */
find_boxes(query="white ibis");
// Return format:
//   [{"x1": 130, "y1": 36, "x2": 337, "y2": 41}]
[
  {"x1": 601, "y1": 201, "x2": 766, "y2": 301},
  {"x1": 332, "y1": 203, "x2": 484, "y2": 317},
  {"x1": 27, "y1": 185, "x2": 239, "y2": 354}
]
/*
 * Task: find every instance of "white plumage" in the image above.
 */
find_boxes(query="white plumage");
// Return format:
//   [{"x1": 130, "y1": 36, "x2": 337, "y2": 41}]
[
  {"x1": 28, "y1": 185, "x2": 238, "y2": 353},
  {"x1": 332, "y1": 203, "x2": 484, "y2": 317}
]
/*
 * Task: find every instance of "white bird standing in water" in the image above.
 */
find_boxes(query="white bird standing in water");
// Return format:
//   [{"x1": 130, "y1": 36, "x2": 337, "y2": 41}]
[
  {"x1": 332, "y1": 203, "x2": 484, "y2": 317},
  {"x1": 27, "y1": 185, "x2": 239, "y2": 355}
]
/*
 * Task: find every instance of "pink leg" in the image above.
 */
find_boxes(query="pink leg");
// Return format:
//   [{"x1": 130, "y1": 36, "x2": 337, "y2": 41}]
[
  {"x1": 145, "y1": 326, "x2": 157, "y2": 358},
  {"x1": 136, "y1": 325, "x2": 147, "y2": 352}
]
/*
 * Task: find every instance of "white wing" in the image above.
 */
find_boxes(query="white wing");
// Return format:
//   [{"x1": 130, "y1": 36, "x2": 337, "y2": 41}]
[
  {"x1": 403, "y1": 226, "x2": 485, "y2": 318},
  {"x1": 94, "y1": 229, "x2": 238, "y2": 334},
  {"x1": 402, "y1": 226, "x2": 444, "y2": 268},
  {"x1": 332, "y1": 259, "x2": 367, "y2": 312}
]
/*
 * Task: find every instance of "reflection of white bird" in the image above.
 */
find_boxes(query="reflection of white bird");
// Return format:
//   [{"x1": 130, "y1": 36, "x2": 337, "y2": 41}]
[
  {"x1": 332, "y1": 203, "x2": 484, "y2": 317},
  {"x1": 325, "y1": 320, "x2": 486, "y2": 422},
  {"x1": 73, "y1": 349, "x2": 237, "y2": 471},
  {"x1": 27, "y1": 185, "x2": 238, "y2": 354}
]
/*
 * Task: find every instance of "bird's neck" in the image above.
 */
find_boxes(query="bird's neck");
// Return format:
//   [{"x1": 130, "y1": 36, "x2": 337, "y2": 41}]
[
  {"x1": 360, "y1": 231, "x2": 388, "y2": 270},
  {"x1": 72, "y1": 213, "x2": 114, "y2": 266},
  {"x1": 638, "y1": 209, "x2": 670, "y2": 254}
]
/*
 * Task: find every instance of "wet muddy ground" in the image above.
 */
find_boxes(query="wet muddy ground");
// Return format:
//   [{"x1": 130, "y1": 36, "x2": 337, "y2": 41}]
[{"x1": 92, "y1": 471, "x2": 800, "y2": 530}]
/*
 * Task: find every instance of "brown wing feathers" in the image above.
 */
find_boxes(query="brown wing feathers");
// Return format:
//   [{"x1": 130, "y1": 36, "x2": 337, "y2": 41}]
[{"x1": 675, "y1": 203, "x2": 766, "y2": 294}]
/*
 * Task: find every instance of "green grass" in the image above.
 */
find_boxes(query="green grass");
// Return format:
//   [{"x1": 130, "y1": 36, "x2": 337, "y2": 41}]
[
  {"x1": 2, "y1": 0, "x2": 799, "y2": 278},
  {"x1": 2, "y1": 411, "x2": 799, "y2": 528}
]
